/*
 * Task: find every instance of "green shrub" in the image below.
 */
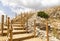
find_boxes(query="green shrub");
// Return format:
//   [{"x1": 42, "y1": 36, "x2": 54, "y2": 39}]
[{"x1": 37, "y1": 11, "x2": 49, "y2": 19}]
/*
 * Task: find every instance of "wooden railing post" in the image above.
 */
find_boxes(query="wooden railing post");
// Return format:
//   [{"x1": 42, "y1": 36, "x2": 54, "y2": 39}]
[
  {"x1": 23, "y1": 13, "x2": 25, "y2": 29},
  {"x1": 7, "y1": 17, "x2": 13, "y2": 41},
  {"x1": 1, "y1": 15, "x2": 4, "y2": 36},
  {"x1": 9, "y1": 29, "x2": 13, "y2": 41},
  {"x1": 34, "y1": 20, "x2": 36, "y2": 38},
  {"x1": 21, "y1": 13, "x2": 25, "y2": 29},
  {"x1": 46, "y1": 20, "x2": 49, "y2": 41},
  {"x1": 7, "y1": 17, "x2": 10, "y2": 37},
  {"x1": 21, "y1": 13, "x2": 22, "y2": 27},
  {"x1": 26, "y1": 13, "x2": 28, "y2": 33},
  {"x1": 9, "y1": 20, "x2": 13, "y2": 41},
  {"x1": 6, "y1": 15, "x2": 7, "y2": 26}
]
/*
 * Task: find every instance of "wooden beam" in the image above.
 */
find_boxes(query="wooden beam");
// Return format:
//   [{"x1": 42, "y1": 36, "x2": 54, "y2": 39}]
[
  {"x1": 9, "y1": 20, "x2": 13, "y2": 41},
  {"x1": 7, "y1": 17, "x2": 10, "y2": 37},
  {"x1": 21, "y1": 13, "x2": 22, "y2": 27},
  {"x1": 26, "y1": 13, "x2": 28, "y2": 33},
  {"x1": 23, "y1": 13, "x2": 25, "y2": 29},
  {"x1": 34, "y1": 20, "x2": 36, "y2": 38},
  {"x1": 1, "y1": 15, "x2": 4, "y2": 36},
  {"x1": 9, "y1": 29, "x2": 13, "y2": 41},
  {"x1": 46, "y1": 20, "x2": 49, "y2": 41},
  {"x1": 6, "y1": 15, "x2": 7, "y2": 26}
]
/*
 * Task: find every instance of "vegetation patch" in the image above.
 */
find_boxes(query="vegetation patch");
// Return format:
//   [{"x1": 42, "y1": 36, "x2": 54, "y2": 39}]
[{"x1": 37, "y1": 11, "x2": 49, "y2": 19}]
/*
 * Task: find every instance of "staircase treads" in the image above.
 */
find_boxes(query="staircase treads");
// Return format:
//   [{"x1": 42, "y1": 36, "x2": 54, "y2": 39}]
[
  {"x1": 13, "y1": 33, "x2": 34, "y2": 41},
  {"x1": 12, "y1": 24, "x2": 24, "y2": 27},
  {"x1": 12, "y1": 22, "x2": 22, "y2": 24},
  {"x1": 3, "y1": 27, "x2": 25, "y2": 30},
  {"x1": 23, "y1": 37, "x2": 43, "y2": 41},
  {"x1": 0, "y1": 36, "x2": 7, "y2": 41},
  {"x1": 13, "y1": 30, "x2": 26, "y2": 34},
  {"x1": 0, "y1": 26, "x2": 7, "y2": 30},
  {"x1": 0, "y1": 28, "x2": 7, "y2": 30},
  {"x1": 0, "y1": 30, "x2": 27, "y2": 35},
  {"x1": 13, "y1": 27, "x2": 25, "y2": 30}
]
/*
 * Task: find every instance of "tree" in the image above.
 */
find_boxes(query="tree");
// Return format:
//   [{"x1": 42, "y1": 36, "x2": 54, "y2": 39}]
[
  {"x1": 37, "y1": 11, "x2": 49, "y2": 19},
  {"x1": 37, "y1": 11, "x2": 49, "y2": 41}
]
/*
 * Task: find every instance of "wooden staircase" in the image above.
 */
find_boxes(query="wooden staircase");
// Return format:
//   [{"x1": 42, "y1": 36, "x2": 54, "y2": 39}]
[
  {"x1": 0, "y1": 13, "x2": 36, "y2": 41},
  {"x1": 0, "y1": 25, "x2": 34, "y2": 41}
]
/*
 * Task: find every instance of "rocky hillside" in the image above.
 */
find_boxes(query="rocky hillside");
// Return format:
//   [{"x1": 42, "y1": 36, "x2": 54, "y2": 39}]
[{"x1": 42, "y1": 6, "x2": 60, "y2": 19}]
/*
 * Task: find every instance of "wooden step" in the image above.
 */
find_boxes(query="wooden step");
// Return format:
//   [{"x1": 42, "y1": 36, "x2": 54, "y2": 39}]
[
  {"x1": 0, "y1": 33, "x2": 34, "y2": 41},
  {"x1": 0, "y1": 36, "x2": 7, "y2": 41},
  {"x1": 13, "y1": 27, "x2": 25, "y2": 30},
  {"x1": 0, "y1": 26, "x2": 7, "y2": 30},
  {"x1": 0, "y1": 30, "x2": 27, "y2": 35},
  {"x1": 23, "y1": 37, "x2": 43, "y2": 41},
  {"x1": 12, "y1": 24, "x2": 24, "y2": 27},
  {"x1": 14, "y1": 27, "x2": 25, "y2": 30},
  {"x1": 3, "y1": 27, "x2": 25, "y2": 30},
  {"x1": 13, "y1": 22, "x2": 22, "y2": 24},
  {"x1": 12, "y1": 33, "x2": 34, "y2": 41}
]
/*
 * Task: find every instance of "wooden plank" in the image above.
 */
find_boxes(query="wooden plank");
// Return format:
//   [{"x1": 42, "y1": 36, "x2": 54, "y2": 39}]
[
  {"x1": 1, "y1": 15, "x2": 4, "y2": 36},
  {"x1": 34, "y1": 20, "x2": 36, "y2": 38},
  {"x1": 25, "y1": 13, "x2": 28, "y2": 33},
  {"x1": 23, "y1": 37, "x2": 42, "y2": 41},
  {"x1": 9, "y1": 20, "x2": 13, "y2": 41},
  {"x1": 0, "y1": 36, "x2": 7, "y2": 41},
  {"x1": 13, "y1": 33, "x2": 34, "y2": 40},
  {"x1": 46, "y1": 20, "x2": 49, "y2": 41},
  {"x1": 21, "y1": 12, "x2": 22, "y2": 25},
  {"x1": 0, "y1": 30, "x2": 27, "y2": 35},
  {"x1": 6, "y1": 15, "x2": 7, "y2": 26},
  {"x1": 7, "y1": 17, "x2": 10, "y2": 37},
  {"x1": 9, "y1": 23, "x2": 13, "y2": 41},
  {"x1": 9, "y1": 29, "x2": 13, "y2": 41}
]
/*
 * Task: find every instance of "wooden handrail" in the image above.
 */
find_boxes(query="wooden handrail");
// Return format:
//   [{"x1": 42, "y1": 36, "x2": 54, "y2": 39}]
[{"x1": 1, "y1": 15, "x2": 4, "y2": 36}]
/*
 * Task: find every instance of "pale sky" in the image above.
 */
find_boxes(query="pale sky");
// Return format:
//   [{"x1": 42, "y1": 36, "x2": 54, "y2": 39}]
[
  {"x1": 0, "y1": 0, "x2": 59, "y2": 9},
  {"x1": 0, "y1": 0, "x2": 60, "y2": 19}
]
